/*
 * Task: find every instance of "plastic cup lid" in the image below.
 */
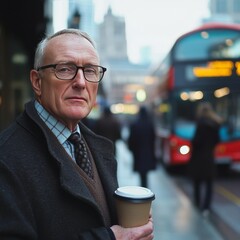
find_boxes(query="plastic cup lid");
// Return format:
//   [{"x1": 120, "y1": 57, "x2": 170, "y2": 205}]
[{"x1": 114, "y1": 186, "x2": 155, "y2": 200}]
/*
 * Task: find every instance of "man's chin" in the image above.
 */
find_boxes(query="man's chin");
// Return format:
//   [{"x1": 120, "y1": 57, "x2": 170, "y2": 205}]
[{"x1": 70, "y1": 109, "x2": 89, "y2": 119}]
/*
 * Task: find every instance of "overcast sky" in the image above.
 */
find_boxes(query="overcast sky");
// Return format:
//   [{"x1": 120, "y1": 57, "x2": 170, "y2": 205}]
[{"x1": 93, "y1": 0, "x2": 210, "y2": 63}]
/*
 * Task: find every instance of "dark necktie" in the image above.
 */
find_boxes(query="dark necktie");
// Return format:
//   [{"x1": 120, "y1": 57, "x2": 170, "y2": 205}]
[{"x1": 68, "y1": 133, "x2": 93, "y2": 179}]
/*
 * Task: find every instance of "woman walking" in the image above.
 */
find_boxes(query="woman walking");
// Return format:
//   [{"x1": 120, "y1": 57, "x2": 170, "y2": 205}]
[{"x1": 188, "y1": 102, "x2": 223, "y2": 216}]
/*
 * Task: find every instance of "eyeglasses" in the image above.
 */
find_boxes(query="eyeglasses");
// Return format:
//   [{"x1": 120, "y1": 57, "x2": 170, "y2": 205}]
[{"x1": 37, "y1": 63, "x2": 107, "y2": 83}]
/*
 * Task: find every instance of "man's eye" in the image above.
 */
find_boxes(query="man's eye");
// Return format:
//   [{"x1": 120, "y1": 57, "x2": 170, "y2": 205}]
[
  {"x1": 84, "y1": 67, "x2": 97, "y2": 74},
  {"x1": 57, "y1": 65, "x2": 76, "y2": 73},
  {"x1": 59, "y1": 66, "x2": 72, "y2": 72}
]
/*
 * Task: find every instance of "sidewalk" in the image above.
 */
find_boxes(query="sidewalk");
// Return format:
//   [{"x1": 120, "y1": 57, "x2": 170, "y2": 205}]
[{"x1": 116, "y1": 140, "x2": 224, "y2": 240}]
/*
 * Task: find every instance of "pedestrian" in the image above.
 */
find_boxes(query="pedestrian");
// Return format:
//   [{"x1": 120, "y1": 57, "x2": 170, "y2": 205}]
[
  {"x1": 188, "y1": 102, "x2": 223, "y2": 216},
  {"x1": 0, "y1": 29, "x2": 154, "y2": 239},
  {"x1": 128, "y1": 106, "x2": 157, "y2": 188},
  {"x1": 94, "y1": 106, "x2": 121, "y2": 155}
]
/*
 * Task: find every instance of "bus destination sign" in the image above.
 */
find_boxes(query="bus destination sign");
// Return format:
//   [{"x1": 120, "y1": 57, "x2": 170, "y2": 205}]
[{"x1": 192, "y1": 60, "x2": 240, "y2": 78}]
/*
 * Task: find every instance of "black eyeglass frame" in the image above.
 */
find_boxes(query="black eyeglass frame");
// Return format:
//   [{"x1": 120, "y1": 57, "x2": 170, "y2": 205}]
[{"x1": 37, "y1": 63, "x2": 107, "y2": 83}]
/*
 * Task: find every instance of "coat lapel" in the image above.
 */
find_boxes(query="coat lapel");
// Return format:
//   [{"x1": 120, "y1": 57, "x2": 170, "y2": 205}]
[
  {"x1": 48, "y1": 137, "x2": 99, "y2": 206},
  {"x1": 81, "y1": 124, "x2": 118, "y2": 222}
]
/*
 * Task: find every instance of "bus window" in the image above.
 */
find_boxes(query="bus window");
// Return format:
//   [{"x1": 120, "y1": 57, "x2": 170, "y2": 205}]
[
  {"x1": 172, "y1": 89, "x2": 240, "y2": 142},
  {"x1": 155, "y1": 101, "x2": 171, "y2": 130},
  {"x1": 175, "y1": 29, "x2": 240, "y2": 61},
  {"x1": 173, "y1": 91, "x2": 197, "y2": 140},
  {"x1": 222, "y1": 92, "x2": 240, "y2": 141}
]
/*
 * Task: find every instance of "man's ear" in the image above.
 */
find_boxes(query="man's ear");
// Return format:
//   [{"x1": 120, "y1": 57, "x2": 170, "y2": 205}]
[{"x1": 30, "y1": 69, "x2": 42, "y2": 97}]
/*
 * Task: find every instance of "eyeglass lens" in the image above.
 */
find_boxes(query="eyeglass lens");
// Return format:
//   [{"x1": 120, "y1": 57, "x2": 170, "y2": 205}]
[{"x1": 55, "y1": 64, "x2": 103, "y2": 82}]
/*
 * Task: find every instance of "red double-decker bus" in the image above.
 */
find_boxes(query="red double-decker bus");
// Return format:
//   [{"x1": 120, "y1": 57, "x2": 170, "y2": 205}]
[{"x1": 152, "y1": 23, "x2": 240, "y2": 169}]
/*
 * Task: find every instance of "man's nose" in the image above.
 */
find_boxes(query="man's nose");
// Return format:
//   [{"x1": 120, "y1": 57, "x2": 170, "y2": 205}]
[{"x1": 74, "y1": 68, "x2": 86, "y2": 85}]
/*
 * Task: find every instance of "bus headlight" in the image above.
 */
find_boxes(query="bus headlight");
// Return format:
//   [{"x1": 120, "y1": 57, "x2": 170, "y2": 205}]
[{"x1": 179, "y1": 145, "x2": 190, "y2": 155}]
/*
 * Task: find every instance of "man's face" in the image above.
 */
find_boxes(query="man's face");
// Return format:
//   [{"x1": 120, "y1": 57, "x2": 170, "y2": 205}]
[{"x1": 30, "y1": 34, "x2": 100, "y2": 131}]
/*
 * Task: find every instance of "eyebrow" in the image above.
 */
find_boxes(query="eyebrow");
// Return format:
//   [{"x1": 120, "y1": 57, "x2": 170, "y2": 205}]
[{"x1": 56, "y1": 61, "x2": 101, "y2": 66}]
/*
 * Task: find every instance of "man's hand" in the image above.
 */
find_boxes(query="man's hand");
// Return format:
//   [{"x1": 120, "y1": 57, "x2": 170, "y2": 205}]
[{"x1": 111, "y1": 217, "x2": 154, "y2": 240}]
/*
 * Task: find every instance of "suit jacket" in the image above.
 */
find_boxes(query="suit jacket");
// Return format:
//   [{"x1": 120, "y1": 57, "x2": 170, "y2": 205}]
[{"x1": 0, "y1": 101, "x2": 118, "y2": 240}]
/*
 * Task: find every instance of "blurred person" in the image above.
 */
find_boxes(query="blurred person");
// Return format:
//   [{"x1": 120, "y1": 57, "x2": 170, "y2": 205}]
[
  {"x1": 188, "y1": 102, "x2": 223, "y2": 216},
  {"x1": 128, "y1": 106, "x2": 157, "y2": 188},
  {"x1": 94, "y1": 106, "x2": 121, "y2": 154},
  {"x1": 0, "y1": 29, "x2": 154, "y2": 240}
]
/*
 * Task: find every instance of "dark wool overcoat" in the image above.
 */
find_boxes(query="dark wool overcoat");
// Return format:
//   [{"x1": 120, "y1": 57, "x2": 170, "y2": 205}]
[
  {"x1": 128, "y1": 114, "x2": 156, "y2": 174},
  {"x1": 188, "y1": 117, "x2": 220, "y2": 180},
  {"x1": 0, "y1": 101, "x2": 118, "y2": 240}
]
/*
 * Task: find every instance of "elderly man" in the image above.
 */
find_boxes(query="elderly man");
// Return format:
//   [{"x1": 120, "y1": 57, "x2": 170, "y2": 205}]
[{"x1": 0, "y1": 29, "x2": 153, "y2": 240}]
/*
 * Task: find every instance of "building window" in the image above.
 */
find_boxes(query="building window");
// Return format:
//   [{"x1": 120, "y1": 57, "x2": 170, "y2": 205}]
[
  {"x1": 216, "y1": 0, "x2": 227, "y2": 13},
  {"x1": 233, "y1": 0, "x2": 240, "y2": 12}
]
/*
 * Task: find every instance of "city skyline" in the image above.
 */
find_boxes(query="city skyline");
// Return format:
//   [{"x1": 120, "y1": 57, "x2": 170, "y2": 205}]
[
  {"x1": 53, "y1": 0, "x2": 210, "y2": 63},
  {"x1": 94, "y1": 0, "x2": 210, "y2": 63}
]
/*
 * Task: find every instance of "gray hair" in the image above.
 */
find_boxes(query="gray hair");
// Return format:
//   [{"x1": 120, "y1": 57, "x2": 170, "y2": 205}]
[{"x1": 34, "y1": 29, "x2": 97, "y2": 69}]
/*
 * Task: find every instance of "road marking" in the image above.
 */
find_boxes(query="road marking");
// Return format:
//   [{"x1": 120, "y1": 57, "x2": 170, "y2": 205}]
[{"x1": 216, "y1": 185, "x2": 240, "y2": 207}]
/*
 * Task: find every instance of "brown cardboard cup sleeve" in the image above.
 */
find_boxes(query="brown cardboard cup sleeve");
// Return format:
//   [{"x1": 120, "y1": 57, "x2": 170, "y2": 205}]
[{"x1": 114, "y1": 186, "x2": 155, "y2": 228}]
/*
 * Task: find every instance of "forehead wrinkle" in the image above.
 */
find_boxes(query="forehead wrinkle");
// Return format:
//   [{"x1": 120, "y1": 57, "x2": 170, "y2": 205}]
[{"x1": 43, "y1": 35, "x2": 99, "y2": 65}]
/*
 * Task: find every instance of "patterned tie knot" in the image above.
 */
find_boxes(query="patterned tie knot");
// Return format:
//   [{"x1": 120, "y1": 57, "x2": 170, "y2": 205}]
[
  {"x1": 68, "y1": 133, "x2": 93, "y2": 178},
  {"x1": 68, "y1": 132, "x2": 81, "y2": 143}
]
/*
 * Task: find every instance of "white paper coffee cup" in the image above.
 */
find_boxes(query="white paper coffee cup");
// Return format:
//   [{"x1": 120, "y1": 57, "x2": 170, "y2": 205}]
[{"x1": 114, "y1": 186, "x2": 155, "y2": 227}]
